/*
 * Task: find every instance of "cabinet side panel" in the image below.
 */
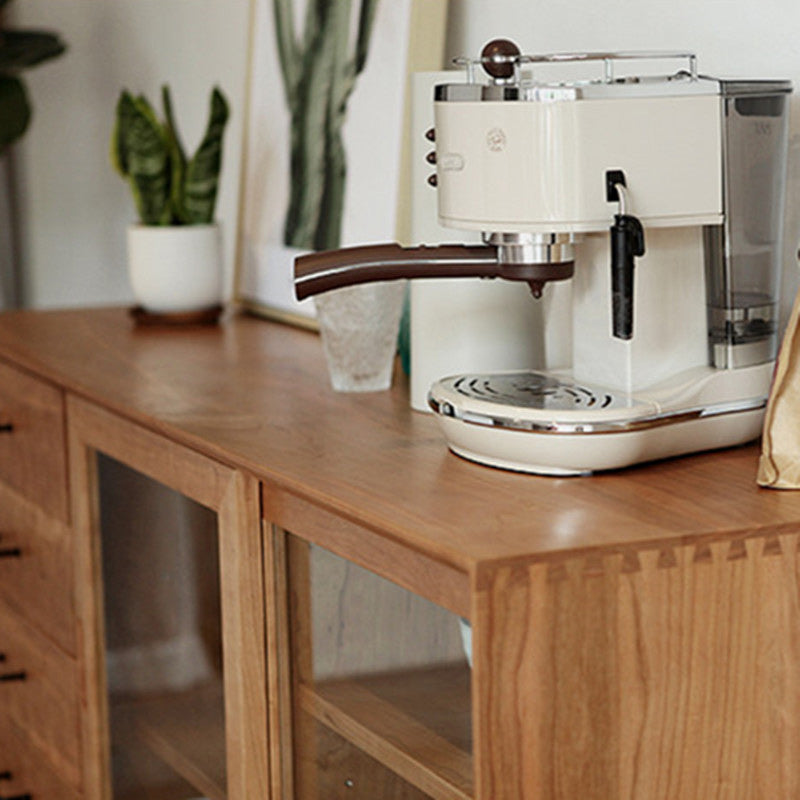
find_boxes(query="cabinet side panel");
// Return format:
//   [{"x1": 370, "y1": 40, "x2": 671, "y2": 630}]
[{"x1": 474, "y1": 533, "x2": 800, "y2": 799}]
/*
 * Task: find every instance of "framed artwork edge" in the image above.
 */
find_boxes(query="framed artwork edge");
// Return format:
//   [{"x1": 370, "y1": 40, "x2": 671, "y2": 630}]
[{"x1": 232, "y1": 0, "x2": 450, "y2": 329}]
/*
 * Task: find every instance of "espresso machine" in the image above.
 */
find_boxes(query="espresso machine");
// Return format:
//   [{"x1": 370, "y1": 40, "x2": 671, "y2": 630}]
[{"x1": 295, "y1": 40, "x2": 792, "y2": 475}]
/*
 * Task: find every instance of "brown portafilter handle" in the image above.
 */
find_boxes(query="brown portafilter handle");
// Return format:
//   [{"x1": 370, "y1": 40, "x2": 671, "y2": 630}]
[{"x1": 294, "y1": 242, "x2": 574, "y2": 301}]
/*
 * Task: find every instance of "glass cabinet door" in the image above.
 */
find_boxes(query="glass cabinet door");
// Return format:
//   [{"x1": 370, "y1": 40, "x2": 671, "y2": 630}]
[
  {"x1": 69, "y1": 396, "x2": 267, "y2": 800},
  {"x1": 97, "y1": 454, "x2": 227, "y2": 800},
  {"x1": 283, "y1": 533, "x2": 473, "y2": 800},
  {"x1": 91, "y1": 455, "x2": 226, "y2": 800}
]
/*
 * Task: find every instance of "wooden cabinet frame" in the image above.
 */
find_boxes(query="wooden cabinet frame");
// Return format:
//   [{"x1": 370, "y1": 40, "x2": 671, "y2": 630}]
[
  {"x1": 67, "y1": 396, "x2": 269, "y2": 799},
  {"x1": 263, "y1": 484, "x2": 800, "y2": 799},
  {"x1": 0, "y1": 307, "x2": 797, "y2": 799},
  {"x1": 472, "y1": 536, "x2": 800, "y2": 798}
]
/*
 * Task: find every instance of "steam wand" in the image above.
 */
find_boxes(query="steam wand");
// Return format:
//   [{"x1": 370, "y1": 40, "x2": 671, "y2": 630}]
[{"x1": 607, "y1": 171, "x2": 645, "y2": 340}]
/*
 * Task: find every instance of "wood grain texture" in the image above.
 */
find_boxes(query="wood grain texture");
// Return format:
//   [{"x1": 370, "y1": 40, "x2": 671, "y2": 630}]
[
  {"x1": 68, "y1": 395, "x2": 268, "y2": 800},
  {"x1": 0, "y1": 357, "x2": 69, "y2": 522},
  {"x1": 68, "y1": 403, "x2": 111, "y2": 800},
  {"x1": 300, "y1": 666, "x2": 472, "y2": 800},
  {"x1": 473, "y1": 532, "x2": 800, "y2": 799},
  {"x1": 264, "y1": 484, "x2": 470, "y2": 617},
  {"x1": 128, "y1": 683, "x2": 226, "y2": 800},
  {"x1": 0, "y1": 599, "x2": 81, "y2": 787},
  {"x1": 300, "y1": 719, "x2": 437, "y2": 800},
  {"x1": 264, "y1": 525, "x2": 296, "y2": 800},
  {"x1": 3, "y1": 308, "x2": 800, "y2": 572},
  {"x1": 3, "y1": 308, "x2": 800, "y2": 800},
  {"x1": 0, "y1": 713, "x2": 82, "y2": 800},
  {"x1": 218, "y1": 469, "x2": 270, "y2": 800},
  {"x1": 0, "y1": 480, "x2": 75, "y2": 655}
]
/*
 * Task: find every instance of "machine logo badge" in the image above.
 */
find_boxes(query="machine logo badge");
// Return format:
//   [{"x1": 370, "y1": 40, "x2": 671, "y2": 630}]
[
  {"x1": 487, "y1": 127, "x2": 506, "y2": 152},
  {"x1": 440, "y1": 153, "x2": 465, "y2": 171}
]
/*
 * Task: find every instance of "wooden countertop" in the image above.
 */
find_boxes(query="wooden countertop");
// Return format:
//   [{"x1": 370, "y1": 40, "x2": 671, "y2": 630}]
[{"x1": 0, "y1": 306, "x2": 797, "y2": 571}]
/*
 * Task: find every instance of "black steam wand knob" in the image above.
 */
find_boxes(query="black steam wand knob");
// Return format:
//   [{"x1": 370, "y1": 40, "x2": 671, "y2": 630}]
[{"x1": 606, "y1": 171, "x2": 645, "y2": 340}]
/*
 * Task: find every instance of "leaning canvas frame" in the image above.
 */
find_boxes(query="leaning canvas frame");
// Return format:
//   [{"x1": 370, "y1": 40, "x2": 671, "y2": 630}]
[{"x1": 234, "y1": 0, "x2": 448, "y2": 329}]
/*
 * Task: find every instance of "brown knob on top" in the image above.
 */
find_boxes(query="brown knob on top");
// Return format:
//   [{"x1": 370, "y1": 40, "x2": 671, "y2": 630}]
[{"x1": 480, "y1": 39, "x2": 521, "y2": 80}]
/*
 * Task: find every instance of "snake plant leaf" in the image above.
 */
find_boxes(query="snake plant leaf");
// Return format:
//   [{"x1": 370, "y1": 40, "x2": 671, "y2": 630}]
[
  {"x1": 112, "y1": 90, "x2": 171, "y2": 225},
  {"x1": 161, "y1": 85, "x2": 188, "y2": 224},
  {"x1": 0, "y1": 30, "x2": 66, "y2": 73},
  {"x1": 182, "y1": 87, "x2": 229, "y2": 224},
  {"x1": 0, "y1": 74, "x2": 29, "y2": 151},
  {"x1": 110, "y1": 91, "x2": 133, "y2": 177}
]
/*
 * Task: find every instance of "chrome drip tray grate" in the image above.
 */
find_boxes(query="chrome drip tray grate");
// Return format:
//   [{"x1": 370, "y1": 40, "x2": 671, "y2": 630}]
[
  {"x1": 450, "y1": 373, "x2": 628, "y2": 412},
  {"x1": 430, "y1": 371, "x2": 661, "y2": 433}
]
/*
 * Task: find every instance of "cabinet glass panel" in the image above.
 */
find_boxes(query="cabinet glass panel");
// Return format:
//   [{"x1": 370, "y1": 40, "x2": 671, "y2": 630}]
[
  {"x1": 286, "y1": 535, "x2": 473, "y2": 800},
  {"x1": 97, "y1": 454, "x2": 226, "y2": 800}
]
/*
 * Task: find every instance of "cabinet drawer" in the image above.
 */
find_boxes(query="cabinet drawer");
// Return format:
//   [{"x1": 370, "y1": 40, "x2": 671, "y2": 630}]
[
  {"x1": 0, "y1": 601, "x2": 81, "y2": 787},
  {"x1": 0, "y1": 360, "x2": 68, "y2": 523},
  {"x1": 0, "y1": 482, "x2": 74, "y2": 655},
  {"x1": 0, "y1": 713, "x2": 82, "y2": 799}
]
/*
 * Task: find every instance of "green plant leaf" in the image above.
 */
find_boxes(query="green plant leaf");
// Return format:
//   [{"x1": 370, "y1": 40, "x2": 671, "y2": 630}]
[
  {"x1": 112, "y1": 90, "x2": 171, "y2": 224},
  {"x1": 162, "y1": 85, "x2": 188, "y2": 224},
  {"x1": 182, "y1": 87, "x2": 229, "y2": 224},
  {"x1": 0, "y1": 30, "x2": 66, "y2": 72},
  {"x1": 110, "y1": 90, "x2": 133, "y2": 177},
  {"x1": 0, "y1": 74, "x2": 30, "y2": 152}
]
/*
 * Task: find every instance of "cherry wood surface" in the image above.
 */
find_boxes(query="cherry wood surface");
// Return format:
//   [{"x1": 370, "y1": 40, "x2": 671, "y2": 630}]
[
  {"x1": 0, "y1": 356, "x2": 69, "y2": 523},
  {"x1": 301, "y1": 665, "x2": 472, "y2": 800},
  {"x1": 1, "y1": 307, "x2": 798, "y2": 800},
  {"x1": 0, "y1": 306, "x2": 795, "y2": 573}
]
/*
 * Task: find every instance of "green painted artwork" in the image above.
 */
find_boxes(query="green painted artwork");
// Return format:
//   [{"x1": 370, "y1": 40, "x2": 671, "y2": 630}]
[{"x1": 273, "y1": 0, "x2": 380, "y2": 252}]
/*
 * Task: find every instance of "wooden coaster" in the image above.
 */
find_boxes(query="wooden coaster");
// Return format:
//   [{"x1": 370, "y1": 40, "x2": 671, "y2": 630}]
[{"x1": 130, "y1": 305, "x2": 223, "y2": 327}]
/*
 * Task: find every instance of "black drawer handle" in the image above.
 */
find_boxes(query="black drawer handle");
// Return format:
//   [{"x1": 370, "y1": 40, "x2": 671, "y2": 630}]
[
  {"x1": 0, "y1": 424, "x2": 13, "y2": 434},
  {"x1": 0, "y1": 548, "x2": 21, "y2": 559},
  {"x1": 0, "y1": 772, "x2": 11, "y2": 780},
  {"x1": 1, "y1": 794, "x2": 32, "y2": 800},
  {"x1": 0, "y1": 672, "x2": 26, "y2": 683}
]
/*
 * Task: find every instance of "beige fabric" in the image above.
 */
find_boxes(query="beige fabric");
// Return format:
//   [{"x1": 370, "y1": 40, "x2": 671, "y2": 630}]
[{"x1": 758, "y1": 288, "x2": 800, "y2": 487}]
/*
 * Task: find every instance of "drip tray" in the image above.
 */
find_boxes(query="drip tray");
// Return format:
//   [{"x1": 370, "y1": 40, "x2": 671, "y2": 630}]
[
  {"x1": 426, "y1": 368, "x2": 769, "y2": 475},
  {"x1": 429, "y1": 371, "x2": 657, "y2": 434}
]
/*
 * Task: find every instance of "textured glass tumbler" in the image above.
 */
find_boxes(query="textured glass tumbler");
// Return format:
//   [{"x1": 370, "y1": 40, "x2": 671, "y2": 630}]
[{"x1": 314, "y1": 281, "x2": 406, "y2": 392}]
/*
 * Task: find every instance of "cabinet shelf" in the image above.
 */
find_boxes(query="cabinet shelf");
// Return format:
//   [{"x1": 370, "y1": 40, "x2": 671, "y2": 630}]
[
  {"x1": 300, "y1": 663, "x2": 473, "y2": 800},
  {"x1": 117, "y1": 682, "x2": 226, "y2": 800}
]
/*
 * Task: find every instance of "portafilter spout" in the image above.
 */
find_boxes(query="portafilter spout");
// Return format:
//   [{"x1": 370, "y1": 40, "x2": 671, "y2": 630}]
[{"x1": 294, "y1": 242, "x2": 574, "y2": 300}]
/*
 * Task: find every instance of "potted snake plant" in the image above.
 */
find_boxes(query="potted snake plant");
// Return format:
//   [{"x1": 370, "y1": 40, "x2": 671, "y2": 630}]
[{"x1": 111, "y1": 84, "x2": 229, "y2": 315}]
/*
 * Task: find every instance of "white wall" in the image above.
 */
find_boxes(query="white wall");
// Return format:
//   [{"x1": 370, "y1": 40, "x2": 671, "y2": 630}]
[
  {"x1": 11, "y1": 1, "x2": 800, "y2": 314},
  {"x1": 11, "y1": 0, "x2": 249, "y2": 308},
  {"x1": 444, "y1": 0, "x2": 800, "y2": 319}
]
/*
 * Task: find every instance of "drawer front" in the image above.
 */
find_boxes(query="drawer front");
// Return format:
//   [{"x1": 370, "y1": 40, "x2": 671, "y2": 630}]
[
  {"x1": 0, "y1": 360, "x2": 68, "y2": 523},
  {"x1": 0, "y1": 714, "x2": 82, "y2": 799},
  {"x1": 0, "y1": 482, "x2": 74, "y2": 655},
  {"x1": 0, "y1": 601, "x2": 81, "y2": 787}
]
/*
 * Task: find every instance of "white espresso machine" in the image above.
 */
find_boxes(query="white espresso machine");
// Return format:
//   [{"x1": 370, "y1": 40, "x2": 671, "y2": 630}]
[{"x1": 295, "y1": 40, "x2": 792, "y2": 475}]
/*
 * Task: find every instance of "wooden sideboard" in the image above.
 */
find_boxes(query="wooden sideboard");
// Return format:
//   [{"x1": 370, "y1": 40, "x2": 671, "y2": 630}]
[{"x1": 0, "y1": 306, "x2": 798, "y2": 800}]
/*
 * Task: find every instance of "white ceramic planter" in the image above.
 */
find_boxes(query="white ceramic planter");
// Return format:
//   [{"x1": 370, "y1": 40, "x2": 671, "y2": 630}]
[{"x1": 127, "y1": 223, "x2": 223, "y2": 314}]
